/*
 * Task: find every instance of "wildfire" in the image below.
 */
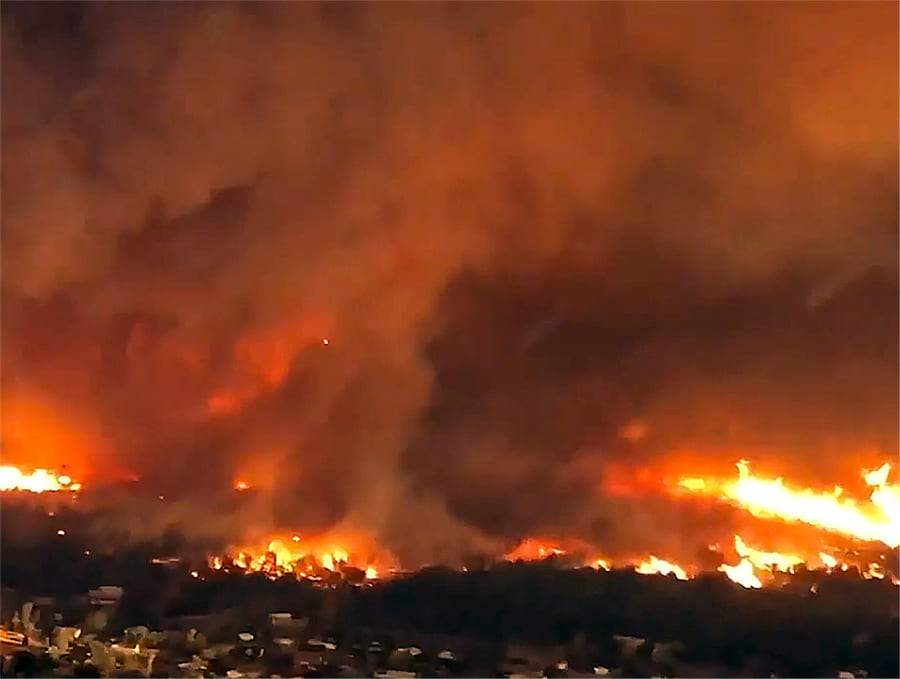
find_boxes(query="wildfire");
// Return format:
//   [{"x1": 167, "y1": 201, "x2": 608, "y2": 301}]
[
  {"x1": 711, "y1": 535, "x2": 808, "y2": 588},
  {"x1": 676, "y1": 461, "x2": 900, "y2": 548},
  {"x1": 207, "y1": 535, "x2": 389, "y2": 583},
  {"x1": 501, "y1": 525, "x2": 897, "y2": 591},
  {"x1": 0, "y1": 466, "x2": 82, "y2": 493},
  {"x1": 733, "y1": 535, "x2": 804, "y2": 573},
  {"x1": 635, "y1": 556, "x2": 689, "y2": 580},
  {"x1": 864, "y1": 563, "x2": 883, "y2": 580},
  {"x1": 668, "y1": 461, "x2": 900, "y2": 588},
  {"x1": 504, "y1": 538, "x2": 567, "y2": 562},
  {"x1": 677, "y1": 477, "x2": 706, "y2": 492},
  {"x1": 22, "y1": 454, "x2": 883, "y2": 594},
  {"x1": 718, "y1": 560, "x2": 762, "y2": 589},
  {"x1": 201, "y1": 527, "x2": 898, "y2": 592},
  {"x1": 819, "y1": 552, "x2": 838, "y2": 568},
  {"x1": 504, "y1": 538, "x2": 695, "y2": 582}
]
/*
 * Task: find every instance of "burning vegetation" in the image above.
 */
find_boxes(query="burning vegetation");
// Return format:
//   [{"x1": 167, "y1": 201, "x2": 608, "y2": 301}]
[
  {"x1": 207, "y1": 536, "x2": 383, "y2": 584},
  {"x1": 2, "y1": 458, "x2": 897, "y2": 590},
  {"x1": 0, "y1": 1, "x2": 897, "y2": 649},
  {"x1": 0, "y1": 466, "x2": 82, "y2": 493},
  {"x1": 0, "y1": 3, "x2": 897, "y2": 677},
  {"x1": 675, "y1": 461, "x2": 898, "y2": 547},
  {"x1": 172, "y1": 460, "x2": 899, "y2": 590}
]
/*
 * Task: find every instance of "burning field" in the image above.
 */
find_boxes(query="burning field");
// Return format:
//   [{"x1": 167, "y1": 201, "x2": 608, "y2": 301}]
[
  {"x1": 203, "y1": 458, "x2": 899, "y2": 589},
  {"x1": 0, "y1": 2, "x2": 898, "y2": 675},
  {"x1": 1, "y1": 457, "x2": 897, "y2": 593},
  {"x1": 1, "y1": 464, "x2": 899, "y2": 678}
]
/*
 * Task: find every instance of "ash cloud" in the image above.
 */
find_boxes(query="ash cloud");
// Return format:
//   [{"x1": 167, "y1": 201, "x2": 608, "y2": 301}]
[{"x1": 1, "y1": 2, "x2": 897, "y2": 565}]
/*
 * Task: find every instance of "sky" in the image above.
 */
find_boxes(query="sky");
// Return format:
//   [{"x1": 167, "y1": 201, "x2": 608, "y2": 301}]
[{"x1": 1, "y1": 2, "x2": 897, "y2": 564}]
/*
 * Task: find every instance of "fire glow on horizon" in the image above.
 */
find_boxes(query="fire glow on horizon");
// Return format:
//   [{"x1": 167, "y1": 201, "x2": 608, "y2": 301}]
[
  {"x1": 206, "y1": 461, "x2": 898, "y2": 590},
  {"x1": 0, "y1": 466, "x2": 82, "y2": 493},
  {"x1": 3, "y1": 460, "x2": 897, "y2": 590},
  {"x1": 494, "y1": 461, "x2": 900, "y2": 588}
]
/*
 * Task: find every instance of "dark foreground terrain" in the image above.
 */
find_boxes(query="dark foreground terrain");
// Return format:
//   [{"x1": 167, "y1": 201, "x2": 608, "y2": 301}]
[{"x1": 2, "y1": 532, "x2": 898, "y2": 678}]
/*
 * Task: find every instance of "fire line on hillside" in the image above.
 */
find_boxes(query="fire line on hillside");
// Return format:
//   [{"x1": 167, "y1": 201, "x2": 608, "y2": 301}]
[{"x1": 2, "y1": 460, "x2": 897, "y2": 589}]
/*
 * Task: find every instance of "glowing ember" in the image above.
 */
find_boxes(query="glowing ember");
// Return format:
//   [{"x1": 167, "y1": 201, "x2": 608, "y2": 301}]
[
  {"x1": 0, "y1": 466, "x2": 82, "y2": 493},
  {"x1": 234, "y1": 480, "x2": 250, "y2": 491},
  {"x1": 677, "y1": 461, "x2": 900, "y2": 548},
  {"x1": 864, "y1": 562, "x2": 885, "y2": 580},
  {"x1": 635, "y1": 556, "x2": 689, "y2": 580}
]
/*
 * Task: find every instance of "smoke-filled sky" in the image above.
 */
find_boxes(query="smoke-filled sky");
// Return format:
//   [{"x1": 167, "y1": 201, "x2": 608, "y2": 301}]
[{"x1": 2, "y1": 2, "x2": 897, "y2": 563}]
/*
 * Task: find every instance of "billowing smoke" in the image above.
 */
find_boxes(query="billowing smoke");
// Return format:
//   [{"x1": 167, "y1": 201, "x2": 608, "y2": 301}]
[{"x1": 2, "y1": 2, "x2": 897, "y2": 565}]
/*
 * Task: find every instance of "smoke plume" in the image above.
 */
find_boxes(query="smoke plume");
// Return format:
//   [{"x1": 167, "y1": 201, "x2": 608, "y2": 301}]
[{"x1": 2, "y1": 2, "x2": 897, "y2": 565}]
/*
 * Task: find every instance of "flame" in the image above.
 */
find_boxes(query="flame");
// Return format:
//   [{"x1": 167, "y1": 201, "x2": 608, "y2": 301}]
[
  {"x1": 863, "y1": 562, "x2": 885, "y2": 580},
  {"x1": 864, "y1": 462, "x2": 890, "y2": 487},
  {"x1": 718, "y1": 560, "x2": 762, "y2": 589},
  {"x1": 504, "y1": 538, "x2": 567, "y2": 561},
  {"x1": 677, "y1": 477, "x2": 706, "y2": 492},
  {"x1": 819, "y1": 552, "x2": 838, "y2": 568},
  {"x1": 676, "y1": 460, "x2": 900, "y2": 548},
  {"x1": 200, "y1": 461, "x2": 900, "y2": 591},
  {"x1": 234, "y1": 480, "x2": 250, "y2": 491},
  {"x1": 0, "y1": 466, "x2": 82, "y2": 493},
  {"x1": 733, "y1": 535, "x2": 804, "y2": 573},
  {"x1": 635, "y1": 556, "x2": 689, "y2": 580},
  {"x1": 0, "y1": 392, "x2": 104, "y2": 479},
  {"x1": 209, "y1": 533, "x2": 391, "y2": 582},
  {"x1": 207, "y1": 530, "x2": 896, "y2": 591},
  {"x1": 716, "y1": 537, "x2": 800, "y2": 588}
]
